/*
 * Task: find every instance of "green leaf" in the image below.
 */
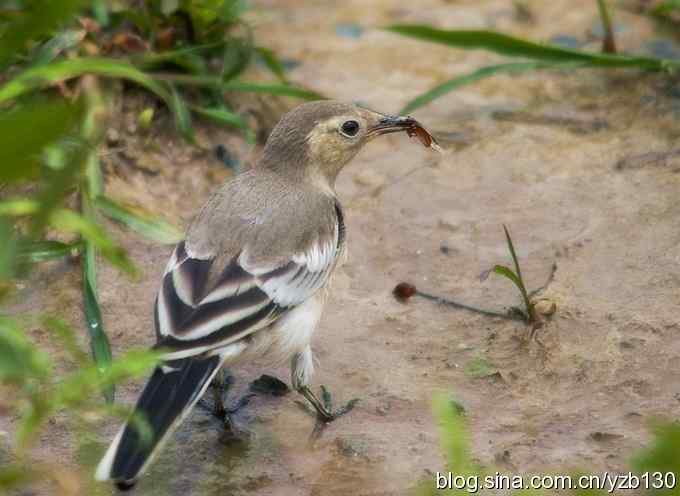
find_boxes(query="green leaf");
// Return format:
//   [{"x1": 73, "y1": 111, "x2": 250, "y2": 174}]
[
  {"x1": 222, "y1": 80, "x2": 324, "y2": 100},
  {"x1": 54, "y1": 348, "x2": 160, "y2": 407},
  {"x1": 0, "y1": 58, "x2": 169, "y2": 104},
  {"x1": 632, "y1": 422, "x2": 680, "y2": 485},
  {"x1": 94, "y1": 195, "x2": 183, "y2": 245},
  {"x1": 0, "y1": 99, "x2": 84, "y2": 183},
  {"x1": 503, "y1": 224, "x2": 524, "y2": 286},
  {"x1": 0, "y1": 317, "x2": 52, "y2": 385},
  {"x1": 0, "y1": 0, "x2": 87, "y2": 70},
  {"x1": 0, "y1": 57, "x2": 193, "y2": 141},
  {"x1": 432, "y1": 394, "x2": 476, "y2": 474},
  {"x1": 92, "y1": 0, "x2": 110, "y2": 26},
  {"x1": 385, "y1": 25, "x2": 679, "y2": 71},
  {"x1": 81, "y1": 194, "x2": 115, "y2": 403},
  {"x1": 43, "y1": 316, "x2": 89, "y2": 366},
  {"x1": 0, "y1": 219, "x2": 18, "y2": 285},
  {"x1": 255, "y1": 46, "x2": 288, "y2": 82},
  {"x1": 192, "y1": 105, "x2": 248, "y2": 130},
  {"x1": 169, "y1": 84, "x2": 194, "y2": 141},
  {"x1": 151, "y1": 73, "x2": 325, "y2": 100},
  {"x1": 17, "y1": 240, "x2": 81, "y2": 263},
  {"x1": 652, "y1": 0, "x2": 680, "y2": 16},
  {"x1": 401, "y1": 61, "x2": 559, "y2": 114},
  {"x1": 32, "y1": 29, "x2": 86, "y2": 67},
  {"x1": 48, "y1": 208, "x2": 135, "y2": 275},
  {"x1": 0, "y1": 199, "x2": 39, "y2": 217},
  {"x1": 134, "y1": 43, "x2": 221, "y2": 73},
  {"x1": 492, "y1": 264, "x2": 523, "y2": 290}
]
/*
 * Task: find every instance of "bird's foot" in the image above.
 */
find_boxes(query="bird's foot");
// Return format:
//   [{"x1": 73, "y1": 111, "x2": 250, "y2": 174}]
[{"x1": 298, "y1": 385, "x2": 358, "y2": 423}]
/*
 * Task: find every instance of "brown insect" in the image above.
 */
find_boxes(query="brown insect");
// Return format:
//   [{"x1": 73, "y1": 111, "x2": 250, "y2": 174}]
[{"x1": 404, "y1": 118, "x2": 442, "y2": 152}]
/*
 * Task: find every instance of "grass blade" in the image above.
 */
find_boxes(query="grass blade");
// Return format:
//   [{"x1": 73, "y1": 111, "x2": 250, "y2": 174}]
[
  {"x1": 501, "y1": 225, "x2": 535, "y2": 322},
  {"x1": 150, "y1": 73, "x2": 324, "y2": 99},
  {"x1": 0, "y1": 58, "x2": 170, "y2": 103},
  {"x1": 432, "y1": 394, "x2": 475, "y2": 474},
  {"x1": 222, "y1": 80, "x2": 324, "y2": 99},
  {"x1": 91, "y1": 0, "x2": 110, "y2": 26},
  {"x1": 191, "y1": 106, "x2": 248, "y2": 129},
  {"x1": 31, "y1": 30, "x2": 86, "y2": 67},
  {"x1": 596, "y1": 0, "x2": 617, "y2": 54},
  {"x1": 503, "y1": 225, "x2": 524, "y2": 285},
  {"x1": 49, "y1": 208, "x2": 135, "y2": 275},
  {"x1": 169, "y1": 84, "x2": 194, "y2": 141},
  {"x1": 81, "y1": 193, "x2": 114, "y2": 403},
  {"x1": 400, "y1": 61, "x2": 561, "y2": 114},
  {"x1": 385, "y1": 25, "x2": 679, "y2": 70},
  {"x1": 17, "y1": 240, "x2": 81, "y2": 263},
  {"x1": 492, "y1": 264, "x2": 523, "y2": 291},
  {"x1": 0, "y1": 58, "x2": 196, "y2": 140},
  {"x1": 255, "y1": 46, "x2": 288, "y2": 82},
  {"x1": 94, "y1": 195, "x2": 183, "y2": 245},
  {"x1": 0, "y1": 317, "x2": 51, "y2": 385}
]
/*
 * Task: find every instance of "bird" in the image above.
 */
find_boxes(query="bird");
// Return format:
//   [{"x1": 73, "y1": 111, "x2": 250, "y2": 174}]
[{"x1": 95, "y1": 100, "x2": 436, "y2": 490}]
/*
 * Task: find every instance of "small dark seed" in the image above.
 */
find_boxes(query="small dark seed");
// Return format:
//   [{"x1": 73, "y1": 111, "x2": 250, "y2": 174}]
[{"x1": 393, "y1": 282, "x2": 417, "y2": 302}]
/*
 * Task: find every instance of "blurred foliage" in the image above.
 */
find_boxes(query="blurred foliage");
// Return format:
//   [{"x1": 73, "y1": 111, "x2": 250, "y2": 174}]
[
  {"x1": 649, "y1": 0, "x2": 680, "y2": 22},
  {"x1": 0, "y1": 0, "x2": 318, "y2": 392},
  {"x1": 387, "y1": 1, "x2": 680, "y2": 113},
  {"x1": 0, "y1": 315, "x2": 159, "y2": 494},
  {"x1": 0, "y1": 0, "x2": 317, "y2": 493},
  {"x1": 420, "y1": 395, "x2": 680, "y2": 495}
]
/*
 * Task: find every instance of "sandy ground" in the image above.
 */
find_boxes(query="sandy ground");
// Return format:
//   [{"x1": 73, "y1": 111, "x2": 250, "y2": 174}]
[{"x1": 4, "y1": 0, "x2": 680, "y2": 494}]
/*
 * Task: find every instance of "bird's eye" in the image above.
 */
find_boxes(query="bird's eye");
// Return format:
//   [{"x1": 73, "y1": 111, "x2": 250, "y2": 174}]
[{"x1": 340, "y1": 120, "x2": 360, "y2": 137}]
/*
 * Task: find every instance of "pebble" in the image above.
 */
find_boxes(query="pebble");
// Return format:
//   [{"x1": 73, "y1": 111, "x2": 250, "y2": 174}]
[{"x1": 534, "y1": 298, "x2": 557, "y2": 316}]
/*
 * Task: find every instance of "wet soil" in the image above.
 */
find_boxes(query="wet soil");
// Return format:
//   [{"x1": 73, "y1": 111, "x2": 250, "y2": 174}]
[{"x1": 4, "y1": 0, "x2": 680, "y2": 495}]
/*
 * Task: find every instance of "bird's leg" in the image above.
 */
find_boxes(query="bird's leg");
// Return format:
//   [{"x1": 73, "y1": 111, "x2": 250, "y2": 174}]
[
  {"x1": 197, "y1": 368, "x2": 231, "y2": 420},
  {"x1": 292, "y1": 348, "x2": 358, "y2": 423},
  {"x1": 197, "y1": 369, "x2": 253, "y2": 441},
  {"x1": 211, "y1": 368, "x2": 228, "y2": 420}
]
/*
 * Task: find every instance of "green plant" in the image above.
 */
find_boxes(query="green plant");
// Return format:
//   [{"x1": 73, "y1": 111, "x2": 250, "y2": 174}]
[
  {"x1": 0, "y1": 315, "x2": 159, "y2": 494},
  {"x1": 420, "y1": 395, "x2": 680, "y2": 496},
  {"x1": 650, "y1": 0, "x2": 680, "y2": 21},
  {"x1": 484, "y1": 225, "x2": 537, "y2": 324},
  {"x1": 386, "y1": 2, "x2": 680, "y2": 113},
  {"x1": 0, "y1": 0, "x2": 319, "y2": 400}
]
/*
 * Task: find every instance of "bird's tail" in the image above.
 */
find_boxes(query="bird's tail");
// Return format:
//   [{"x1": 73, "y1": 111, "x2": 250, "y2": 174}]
[{"x1": 95, "y1": 355, "x2": 225, "y2": 490}]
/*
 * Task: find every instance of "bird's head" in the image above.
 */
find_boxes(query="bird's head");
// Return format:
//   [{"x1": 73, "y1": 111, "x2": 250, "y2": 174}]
[{"x1": 259, "y1": 100, "x2": 425, "y2": 191}]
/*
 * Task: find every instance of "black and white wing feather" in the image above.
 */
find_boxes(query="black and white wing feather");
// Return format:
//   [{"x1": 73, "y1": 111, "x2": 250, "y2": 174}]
[{"x1": 154, "y1": 209, "x2": 344, "y2": 360}]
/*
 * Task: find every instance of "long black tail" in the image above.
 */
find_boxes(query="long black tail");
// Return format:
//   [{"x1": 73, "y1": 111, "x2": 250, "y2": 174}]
[{"x1": 96, "y1": 355, "x2": 224, "y2": 490}]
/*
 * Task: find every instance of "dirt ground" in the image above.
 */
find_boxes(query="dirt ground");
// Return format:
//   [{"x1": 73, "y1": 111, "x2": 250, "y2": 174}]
[{"x1": 5, "y1": 0, "x2": 680, "y2": 494}]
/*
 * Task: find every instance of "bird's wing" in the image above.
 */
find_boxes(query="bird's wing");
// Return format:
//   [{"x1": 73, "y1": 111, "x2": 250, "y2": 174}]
[{"x1": 154, "y1": 209, "x2": 343, "y2": 360}]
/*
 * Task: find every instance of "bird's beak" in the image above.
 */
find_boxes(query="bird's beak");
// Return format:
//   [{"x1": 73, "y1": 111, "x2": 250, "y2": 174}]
[{"x1": 367, "y1": 115, "x2": 416, "y2": 139}]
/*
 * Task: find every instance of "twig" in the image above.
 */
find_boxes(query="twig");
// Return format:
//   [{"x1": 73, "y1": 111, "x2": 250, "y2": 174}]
[
  {"x1": 417, "y1": 290, "x2": 523, "y2": 320},
  {"x1": 393, "y1": 282, "x2": 523, "y2": 321}
]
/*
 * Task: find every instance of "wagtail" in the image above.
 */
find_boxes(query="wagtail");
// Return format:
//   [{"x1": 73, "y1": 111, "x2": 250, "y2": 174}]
[{"x1": 96, "y1": 101, "x2": 438, "y2": 489}]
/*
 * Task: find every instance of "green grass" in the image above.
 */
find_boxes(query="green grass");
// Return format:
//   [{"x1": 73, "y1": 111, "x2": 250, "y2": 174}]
[
  {"x1": 0, "y1": 2, "x2": 318, "y2": 491},
  {"x1": 386, "y1": 1, "x2": 680, "y2": 113}
]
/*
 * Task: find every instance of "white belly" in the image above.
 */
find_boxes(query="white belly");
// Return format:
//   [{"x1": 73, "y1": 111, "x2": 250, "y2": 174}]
[{"x1": 225, "y1": 293, "x2": 324, "y2": 366}]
